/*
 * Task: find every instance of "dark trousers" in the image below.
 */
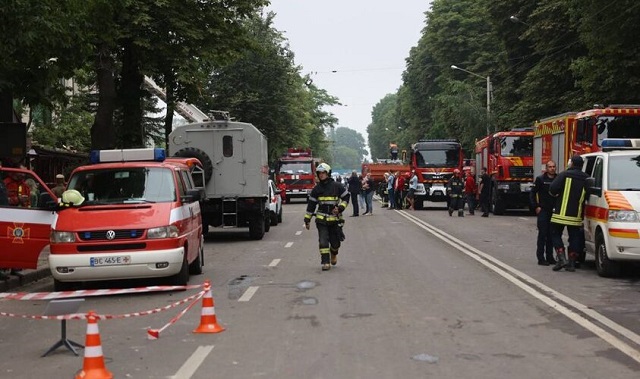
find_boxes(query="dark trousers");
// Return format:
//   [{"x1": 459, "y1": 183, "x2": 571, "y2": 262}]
[
  {"x1": 350, "y1": 192, "x2": 359, "y2": 215},
  {"x1": 465, "y1": 194, "x2": 475, "y2": 214},
  {"x1": 551, "y1": 223, "x2": 582, "y2": 255},
  {"x1": 480, "y1": 196, "x2": 490, "y2": 215},
  {"x1": 449, "y1": 195, "x2": 463, "y2": 210},
  {"x1": 536, "y1": 209, "x2": 554, "y2": 262},
  {"x1": 388, "y1": 188, "x2": 395, "y2": 209},
  {"x1": 395, "y1": 190, "x2": 404, "y2": 209},
  {"x1": 317, "y1": 222, "x2": 341, "y2": 264}
]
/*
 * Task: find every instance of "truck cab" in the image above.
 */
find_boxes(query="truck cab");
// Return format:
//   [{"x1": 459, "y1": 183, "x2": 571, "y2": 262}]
[{"x1": 582, "y1": 139, "x2": 640, "y2": 277}]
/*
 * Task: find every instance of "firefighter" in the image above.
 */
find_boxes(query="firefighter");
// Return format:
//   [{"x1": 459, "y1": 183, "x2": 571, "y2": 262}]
[
  {"x1": 389, "y1": 142, "x2": 399, "y2": 160},
  {"x1": 446, "y1": 169, "x2": 465, "y2": 217},
  {"x1": 304, "y1": 163, "x2": 350, "y2": 271},
  {"x1": 530, "y1": 160, "x2": 557, "y2": 266},
  {"x1": 549, "y1": 156, "x2": 589, "y2": 272},
  {"x1": 4, "y1": 170, "x2": 31, "y2": 207}
]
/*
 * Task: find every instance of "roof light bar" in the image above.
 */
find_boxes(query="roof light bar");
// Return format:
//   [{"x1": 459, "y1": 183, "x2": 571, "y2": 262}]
[
  {"x1": 90, "y1": 148, "x2": 166, "y2": 164},
  {"x1": 601, "y1": 139, "x2": 640, "y2": 151}
]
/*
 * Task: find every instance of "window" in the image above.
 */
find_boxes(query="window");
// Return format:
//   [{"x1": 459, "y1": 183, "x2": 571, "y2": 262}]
[{"x1": 223, "y1": 136, "x2": 233, "y2": 157}]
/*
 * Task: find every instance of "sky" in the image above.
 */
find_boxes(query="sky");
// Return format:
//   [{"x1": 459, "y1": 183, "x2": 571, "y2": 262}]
[{"x1": 265, "y1": 0, "x2": 432, "y2": 145}]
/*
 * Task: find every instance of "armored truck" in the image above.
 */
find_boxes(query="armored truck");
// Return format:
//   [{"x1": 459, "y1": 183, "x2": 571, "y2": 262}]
[{"x1": 169, "y1": 120, "x2": 270, "y2": 240}]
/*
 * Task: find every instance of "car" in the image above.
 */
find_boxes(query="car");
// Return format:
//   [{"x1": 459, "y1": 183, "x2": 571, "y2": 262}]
[
  {"x1": 582, "y1": 138, "x2": 640, "y2": 277},
  {"x1": 267, "y1": 179, "x2": 283, "y2": 226}
]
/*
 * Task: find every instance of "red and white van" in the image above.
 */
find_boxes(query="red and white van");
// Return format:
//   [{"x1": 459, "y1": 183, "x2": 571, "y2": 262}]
[{"x1": 0, "y1": 148, "x2": 205, "y2": 290}]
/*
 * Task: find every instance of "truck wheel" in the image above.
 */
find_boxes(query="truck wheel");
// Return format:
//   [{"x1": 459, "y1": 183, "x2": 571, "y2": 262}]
[
  {"x1": 493, "y1": 199, "x2": 506, "y2": 215},
  {"x1": 249, "y1": 216, "x2": 265, "y2": 240},
  {"x1": 173, "y1": 147, "x2": 214, "y2": 184},
  {"x1": 595, "y1": 234, "x2": 622, "y2": 277},
  {"x1": 169, "y1": 255, "x2": 189, "y2": 286},
  {"x1": 188, "y1": 236, "x2": 204, "y2": 275},
  {"x1": 264, "y1": 215, "x2": 271, "y2": 232}
]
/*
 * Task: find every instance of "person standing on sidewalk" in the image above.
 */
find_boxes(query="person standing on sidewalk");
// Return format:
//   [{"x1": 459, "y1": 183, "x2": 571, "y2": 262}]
[
  {"x1": 407, "y1": 170, "x2": 418, "y2": 210},
  {"x1": 304, "y1": 163, "x2": 350, "y2": 271},
  {"x1": 549, "y1": 156, "x2": 589, "y2": 272},
  {"x1": 530, "y1": 160, "x2": 557, "y2": 266},
  {"x1": 347, "y1": 170, "x2": 361, "y2": 217},
  {"x1": 387, "y1": 171, "x2": 395, "y2": 210},
  {"x1": 362, "y1": 173, "x2": 374, "y2": 215}
]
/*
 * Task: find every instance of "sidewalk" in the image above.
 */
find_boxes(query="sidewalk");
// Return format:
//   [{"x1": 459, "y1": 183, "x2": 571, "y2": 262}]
[{"x1": 0, "y1": 249, "x2": 51, "y2": 293}]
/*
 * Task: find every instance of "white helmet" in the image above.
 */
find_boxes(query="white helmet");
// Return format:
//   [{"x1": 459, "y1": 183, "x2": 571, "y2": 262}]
[{"x1": 61, "y1": 189, "x2": 85, "y2": 206}]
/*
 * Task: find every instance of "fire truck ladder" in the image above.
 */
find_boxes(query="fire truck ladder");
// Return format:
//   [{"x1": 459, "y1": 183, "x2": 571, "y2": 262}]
[{"x1": 222, "y1": 197, "x2": 238, "y2": 227}]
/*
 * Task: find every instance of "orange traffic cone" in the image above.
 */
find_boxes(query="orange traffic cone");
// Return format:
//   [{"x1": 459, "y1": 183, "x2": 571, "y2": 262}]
[
  {"x1": 193, "y1": 280, "x2": 225, "y2": 333},
  {"x1": 75, "y1": 311, "x2": 113, "y2": 379}
]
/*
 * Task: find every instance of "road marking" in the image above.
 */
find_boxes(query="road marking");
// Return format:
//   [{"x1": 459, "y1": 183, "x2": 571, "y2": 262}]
[
  {"x1": 295, "y1": 231, "x2": 302, "y2": 235},
  {"x1": 518, "y1": 217, "x2": 528, "y2": 221},
  {"x1": 170, "y1": 345, "x2": 214, "y2": 379},
  {"x1": 285, "y1": 242, "x2": 294, "y2": 248},
  {"x1": 398, "y1": 211, "x2": 640, "y2": 364},
  {"x1": 269, "y1": 259, "x2": 281, "y2": 267},
  {"x1": 238, "y1": 286, "x2": 259, "y2": 302}
]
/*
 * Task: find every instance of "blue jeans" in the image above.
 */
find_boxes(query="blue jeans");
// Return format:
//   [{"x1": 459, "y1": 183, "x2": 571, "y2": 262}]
[
  {"x1": 388, "y1": 188, "x2": 395, "y2": 209},
  {"x1": 365, "y1": 191, "x2": 374, "y2": 213}
]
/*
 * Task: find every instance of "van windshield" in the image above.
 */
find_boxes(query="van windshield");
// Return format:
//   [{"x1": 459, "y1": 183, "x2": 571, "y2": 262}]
[
  {"x1": 68, "y1": 167, "x2": 176, "y2": 204},
  {"x1": 608, "y1": 155, "x2": 640, "y2": 191}
]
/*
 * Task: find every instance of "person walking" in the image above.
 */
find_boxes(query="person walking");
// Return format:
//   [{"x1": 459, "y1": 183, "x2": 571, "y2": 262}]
[
  {"x1": 362, "y1": 173, "x2": 374, "y2": 215},
  {"x1": 304, "y1": 163, "x2": 350, "y2": 271},
  {"x1": 463, "y1": 169, "x2": 476, "y2": 215},
  {"x1": 446, "y1": 169, "x2": 465, "y2": 217},
  {"x1": 530, "y1": 160, "x2": 558, "y2": 266},
  {"x1": 407, "y1": 170, "x2": 418, "y2": 210},
  {"x1": 347, "y1": 170, "x2": 361, "y2": 217},
  {"x1": 549, "y1": 156, "x2": 589, "y2": 272},
  {"x1": 477, "y1": 167, "x2": 491, "y2": 217}
]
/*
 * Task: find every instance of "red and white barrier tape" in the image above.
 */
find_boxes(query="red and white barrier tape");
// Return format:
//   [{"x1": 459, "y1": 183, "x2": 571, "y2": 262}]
[
  {"x1": 0, "y1": 290, "x2": 205, "y2": 320},
  {"x1": 147, "y1": 291, "x2": 205, "y2": 339},
  {"x1": 0, "y1": 283, "x2": 204, "y2": 301}
]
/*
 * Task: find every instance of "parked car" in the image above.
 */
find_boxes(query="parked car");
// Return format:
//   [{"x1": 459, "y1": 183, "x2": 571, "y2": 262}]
[{"x1": 267, "y1": 179, "x2": 283, "y2": 226}]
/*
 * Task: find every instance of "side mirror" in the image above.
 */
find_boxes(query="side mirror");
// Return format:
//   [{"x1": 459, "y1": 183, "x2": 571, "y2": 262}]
[
  {"x1": 585, "y1": 177, "x2": 601, "y2": 197},
  {"x1": 181, "y1": 188, "x2": 203, "y2": 203}
]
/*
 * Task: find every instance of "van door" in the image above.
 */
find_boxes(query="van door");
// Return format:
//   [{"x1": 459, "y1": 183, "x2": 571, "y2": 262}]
[{"x1": 0, "y1": 167, "x2": 57, "y2": 269}]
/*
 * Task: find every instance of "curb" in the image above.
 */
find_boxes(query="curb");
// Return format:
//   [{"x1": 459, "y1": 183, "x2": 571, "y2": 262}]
[
  {"x1": 0, "y1": 267, "x2": 51, "y2": 292},
  {"x1": 0, "y1": 250, "x2": 51, "y2": 293}
]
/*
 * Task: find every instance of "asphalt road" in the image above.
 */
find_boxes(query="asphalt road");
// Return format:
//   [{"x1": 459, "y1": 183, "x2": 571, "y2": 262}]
[{"x1": 1, "y1": 199, "x2": 639, "y2": 378}]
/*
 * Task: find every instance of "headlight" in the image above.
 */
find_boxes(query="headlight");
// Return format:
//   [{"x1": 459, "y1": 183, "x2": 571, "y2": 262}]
[
  {"x1": 608, "y1": 210, "x2": 639, "y2": 222},
  {"x1": 147, "y1": 225, "x2": 179, "y2": 239},
  {"x1": 51, "y1": 231, "x2": 76, "y2": 243}
]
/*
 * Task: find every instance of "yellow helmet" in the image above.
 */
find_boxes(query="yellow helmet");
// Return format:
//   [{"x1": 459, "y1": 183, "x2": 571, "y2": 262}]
[
  {"x1": 316, "y1": 163, "x2": 331, "y2": 176},
  {"x1": 61, "y1": 189, "x2": 85, "y2": 206}
]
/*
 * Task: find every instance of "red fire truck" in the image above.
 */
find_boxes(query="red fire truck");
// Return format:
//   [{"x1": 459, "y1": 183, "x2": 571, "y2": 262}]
[
  {"x1": 475, "y1": 129, "x2": 534, "y2": 215},
  {"x1": 409, "y1": 139, "x2": 464, "y2": 209},
  {"x1": 275, "y1": 148, "x2": 318, "y2": 202},
  {"x1": 533, "y1": 105, "x2": 640, "y2": 174}
]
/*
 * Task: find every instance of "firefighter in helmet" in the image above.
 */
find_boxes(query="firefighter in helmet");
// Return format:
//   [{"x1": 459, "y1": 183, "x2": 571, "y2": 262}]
[
  {"x1": 277, "y1": 178, "x2": 287, "y2": 204},
  {"x1": 446, "y1": 168, "x2": 465, "y2": 217},
  {"x1": 304, "y1": 163, "x2": 350, "y2": 271}
]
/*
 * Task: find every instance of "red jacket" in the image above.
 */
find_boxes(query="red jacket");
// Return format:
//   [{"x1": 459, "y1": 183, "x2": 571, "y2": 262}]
[{"x1": 463, "y1": 175, "x2": 476, "y2": 195}]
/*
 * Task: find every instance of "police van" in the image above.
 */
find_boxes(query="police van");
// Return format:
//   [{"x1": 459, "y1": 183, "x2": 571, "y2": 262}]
[
  {"x1": 582, "y1": 139, "x2": 640, "y2": 277},
  {"x1": 48, "y1": 148, "x2": 205, "y2": 290}
]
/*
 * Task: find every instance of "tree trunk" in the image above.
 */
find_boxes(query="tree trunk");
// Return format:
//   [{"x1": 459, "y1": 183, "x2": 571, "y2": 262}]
[
  {"x1": 119, "y1": 39, "x2": 144, "y2": 148},
  {"x1": 0, "y1": 90, "x2": 15, "y2": 122},
  {"x1": 91, "y1": 43, "x2": 117, "y2": 150}
]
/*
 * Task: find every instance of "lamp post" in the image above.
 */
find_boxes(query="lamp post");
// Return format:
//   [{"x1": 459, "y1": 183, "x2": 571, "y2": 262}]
[{"x1": 451, "y1": 65, "x2": 492, "y2": 134}]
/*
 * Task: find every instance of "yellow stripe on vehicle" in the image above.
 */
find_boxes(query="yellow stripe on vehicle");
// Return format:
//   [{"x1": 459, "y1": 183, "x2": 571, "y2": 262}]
[{"x1": 609, "y1": 228, "x2": 640, "y2": 239}]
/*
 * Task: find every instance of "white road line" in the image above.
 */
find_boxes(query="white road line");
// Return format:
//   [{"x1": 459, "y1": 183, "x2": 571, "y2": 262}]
[
  {"x1": 238, "y1": 286, "x2": 259, "y2": 302},
  {"x1": 170, "y1": 345, "x2": 214, "y2": 379},
  {"x1": 269, "y1": 259, "x2": 281, "y2": 267},
  {"x1": 296, "y1": 231, "x2": 302, "y2": 235},
  {"x1": 285, "y1": 242, "x2": 294, "y2": 248},
  {"x1": 518, "y1": 217, "x2": 528, "y2": 221},
  {"x1": 398, "y1": 211, "x2": 640, "y2": 364}
]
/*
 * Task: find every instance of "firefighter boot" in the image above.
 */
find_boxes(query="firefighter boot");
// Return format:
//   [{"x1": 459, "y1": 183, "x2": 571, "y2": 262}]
[
  {"x1": 458, "y1": 209, "x2": 464, "y2": 217},
  {"x1": 448, "y1": 207, "x2": 453, "y2": 216},
  {"x1": 321, "y1": 251, "x2": 331, "y2": 271},
  {"x1": 552, "y1": 248, "x2": 567, "y2": 272},
  {"x1": 330, "y1": 248, "x2": 338, "y2": 266},
  {"x1": 566, "y1": 252, "x2": 577, "y2": 272}
]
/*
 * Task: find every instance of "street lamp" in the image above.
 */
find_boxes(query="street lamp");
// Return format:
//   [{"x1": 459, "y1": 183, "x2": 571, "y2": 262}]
[
  {"x1": 451, "y1": 64, "x2": 492, "y2": 134},
  {"x1": 509, "y1": 15, "x2": 529, "y2": 26}
]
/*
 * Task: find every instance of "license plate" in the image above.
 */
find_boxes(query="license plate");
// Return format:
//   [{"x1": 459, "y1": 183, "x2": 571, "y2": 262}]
[
  {"x1": 90, "y1": 255, "x2": 131, "y2": 266},
  {"x1": 292, "y1": 189, "x2": 300, "y2": 192},
  {"x1": 434, "y1": 191, "x2": 443, "y2": 196}
]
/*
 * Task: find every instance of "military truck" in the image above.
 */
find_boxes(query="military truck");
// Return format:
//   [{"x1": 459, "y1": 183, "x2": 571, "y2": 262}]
[{"x1": 168, "y1": 119, "x2": 270, "y2": 240}]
